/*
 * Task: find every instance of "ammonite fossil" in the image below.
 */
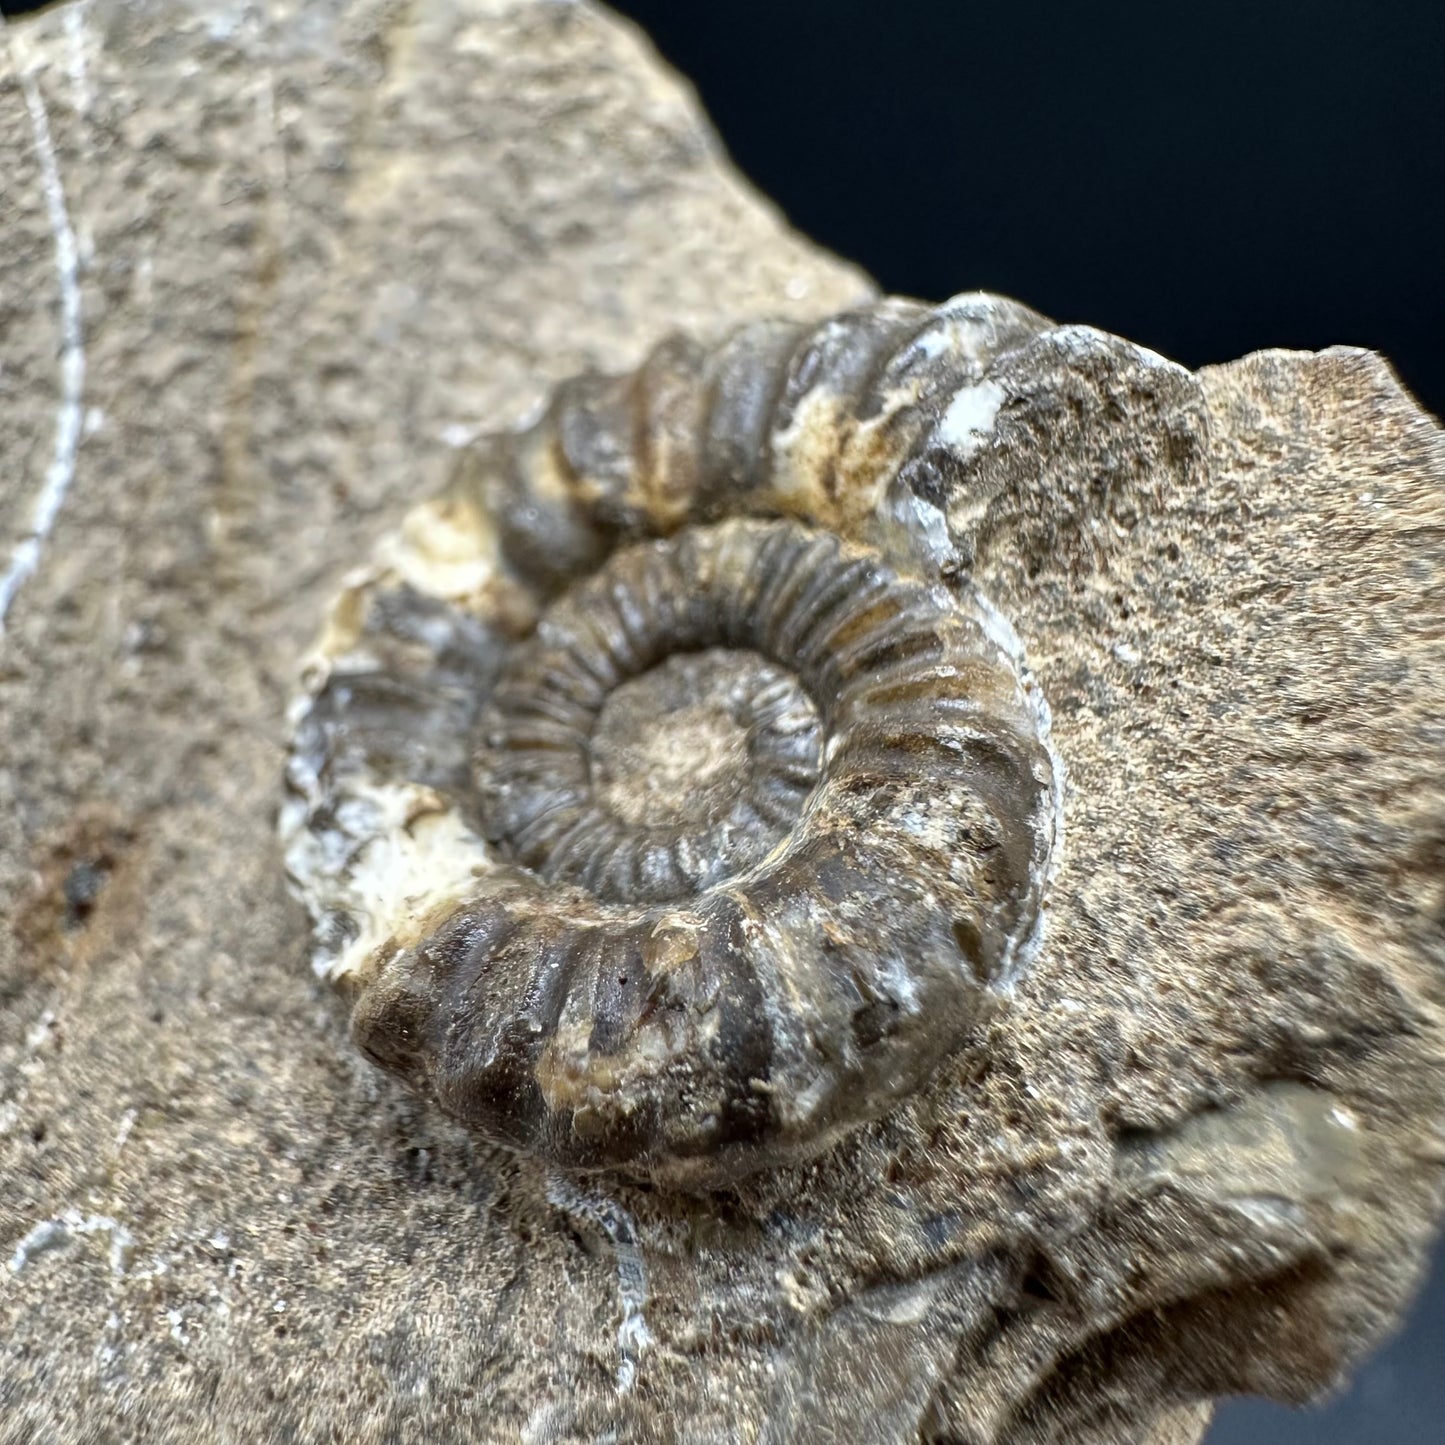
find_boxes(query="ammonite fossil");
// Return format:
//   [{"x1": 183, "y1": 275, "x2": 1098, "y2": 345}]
[{"x1": 282, "y1": 294, "x2": 1066, "y2": 1188}]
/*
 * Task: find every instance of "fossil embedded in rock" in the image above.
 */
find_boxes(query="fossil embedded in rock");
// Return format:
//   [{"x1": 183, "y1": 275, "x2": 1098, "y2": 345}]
[{"x1": 281, "y1": 294, "x2": 1066, "y2": 1186}]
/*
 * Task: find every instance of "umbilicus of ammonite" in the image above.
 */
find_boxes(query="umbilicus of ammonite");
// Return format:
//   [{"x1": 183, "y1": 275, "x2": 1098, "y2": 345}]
[{"x1": 281, "y1": 295, "x2": 1066, "y2": 1188}]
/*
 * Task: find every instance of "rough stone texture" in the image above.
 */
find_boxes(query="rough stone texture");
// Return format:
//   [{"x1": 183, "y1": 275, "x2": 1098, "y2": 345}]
[{"x1": 0, "y1": 4, "x2": 1441, "y2": 1445}]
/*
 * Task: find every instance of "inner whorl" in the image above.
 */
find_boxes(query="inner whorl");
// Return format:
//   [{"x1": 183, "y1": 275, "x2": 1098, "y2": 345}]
[
  {"x1": 475, "y1": 516, "x2": 994, "y2": 903},
  {"x1": 476, "y1": 516, "x2": 1053, "y2": 948}
]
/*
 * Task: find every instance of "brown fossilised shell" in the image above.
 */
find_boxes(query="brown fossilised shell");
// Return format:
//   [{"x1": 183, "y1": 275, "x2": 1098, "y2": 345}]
[{"x1": 282, "y1": 294, "x2": 1065, "y2": 1187}]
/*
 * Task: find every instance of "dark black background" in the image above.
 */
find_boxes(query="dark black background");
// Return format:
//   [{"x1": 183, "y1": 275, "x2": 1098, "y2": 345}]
[
  {"x1": 607, "y1": 0, "x2": 1444, "y2": 423},
  {"x1": 4, "y1": 0, "x2": 1443, "y2": 1440},
  {"x1": 601, "y1": 3, "x2": 1443, "y2": 1443}
]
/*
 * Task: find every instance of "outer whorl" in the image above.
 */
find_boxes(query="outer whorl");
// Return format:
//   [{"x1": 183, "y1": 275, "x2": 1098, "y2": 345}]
[{"x1": 283, "y1": 294, "x2": 1064, "y2": 1186}]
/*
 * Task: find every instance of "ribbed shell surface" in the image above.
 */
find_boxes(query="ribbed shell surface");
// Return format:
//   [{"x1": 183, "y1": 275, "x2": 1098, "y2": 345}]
[{"x1": 283, "y1": 294, "x2": 1064, "y2": 1186}]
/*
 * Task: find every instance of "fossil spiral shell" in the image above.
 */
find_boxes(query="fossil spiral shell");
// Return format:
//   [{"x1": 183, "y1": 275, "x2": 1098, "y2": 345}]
[{"x1": 282, "y1": 294, "x2": 1065, "y2": 1187}]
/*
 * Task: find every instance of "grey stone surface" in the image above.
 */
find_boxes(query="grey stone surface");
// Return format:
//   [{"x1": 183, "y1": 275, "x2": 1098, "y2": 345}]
[{"x1": 1, "y1": 3, "x2": 1442, "y2": 1443}]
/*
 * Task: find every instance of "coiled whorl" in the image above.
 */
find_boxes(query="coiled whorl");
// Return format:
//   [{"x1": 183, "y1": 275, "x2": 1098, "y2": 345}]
[{"x1": 284, "y1": 294, "x2": 1064, "y2": 1187}]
